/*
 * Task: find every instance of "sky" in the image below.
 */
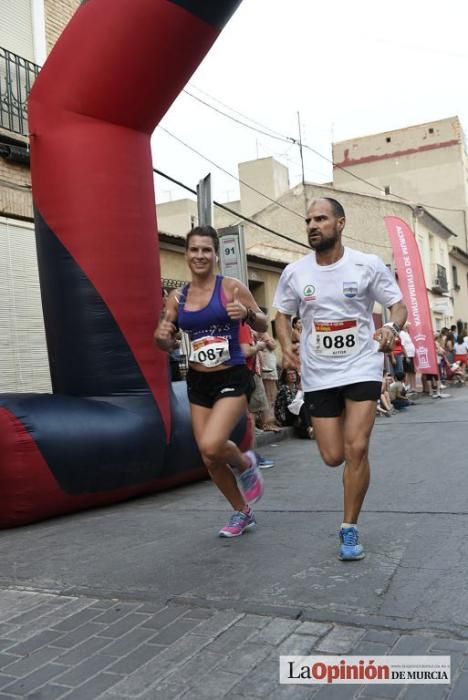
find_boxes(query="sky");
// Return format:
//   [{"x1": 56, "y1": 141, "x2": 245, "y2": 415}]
[{"x1": 151, "y1": 0, "x2": 468, "y2": 205}]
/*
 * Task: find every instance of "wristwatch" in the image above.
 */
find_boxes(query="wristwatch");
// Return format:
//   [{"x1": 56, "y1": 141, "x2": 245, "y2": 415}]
[{"x1": 384, "y1": 321, "x2": 401, "y2": 336}]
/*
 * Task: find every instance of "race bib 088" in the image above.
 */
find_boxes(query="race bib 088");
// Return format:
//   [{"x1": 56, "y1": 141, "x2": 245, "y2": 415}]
[
  {"x1": 189, "y1": 336, "x2": 231, "y2": 367},
  {"x1": 313, "y1": 320, "x2": 359, "y2": 357}
]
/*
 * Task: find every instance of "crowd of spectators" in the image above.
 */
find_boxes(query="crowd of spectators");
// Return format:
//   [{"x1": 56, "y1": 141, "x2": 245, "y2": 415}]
[
  {"x1": 167, "y1": 292, "x2": 467, "y2": 426},
  {"x1": 376, "y1": 321, "x2": 468, "y2": 416}
]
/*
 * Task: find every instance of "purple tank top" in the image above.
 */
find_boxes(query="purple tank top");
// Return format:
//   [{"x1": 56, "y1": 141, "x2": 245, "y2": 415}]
[{"x1": 178, "y1": 275, "x2": 245, "y2": 366}]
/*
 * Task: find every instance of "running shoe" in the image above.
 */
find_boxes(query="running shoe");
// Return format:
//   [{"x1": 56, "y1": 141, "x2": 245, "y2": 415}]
[
  {"x1": 338, "y1": 526, "x2": 365, "y2": 561},
  {"x1": 238, "y1": 451, "x2": 264, "y2": 503},
  {"x1": 258, "y1": 455, "x2": 274, "y2": 469},
  {"x1": 219, "y1": 509, "x2": 256, "y2": 537}
]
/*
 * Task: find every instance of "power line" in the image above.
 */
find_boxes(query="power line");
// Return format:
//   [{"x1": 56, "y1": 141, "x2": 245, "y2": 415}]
[
  {"x1": 182, "y1": 88, "x2": 393, "y2": 196},
  {"x1": 183, "y1": 89, "x2": 292, "y2": 145},
  {"x1": 183, "y1": 86, "x2": 467, "y2": 215},
  {"x1": 153, "y1": 167, "x2": 309, "y2": 250},
  {"x1": 153, "y1": 166, "x2": 391, "y2": 250},
  {"x1": 186, "y1": 85, "x2": 292, "y2": 141},
  {"x1": 158, "y1": 126, "x2": 305, "y2": 222}
]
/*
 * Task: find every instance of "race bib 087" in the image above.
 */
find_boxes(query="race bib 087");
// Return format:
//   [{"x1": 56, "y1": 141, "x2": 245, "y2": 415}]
[
  {"x1": 189, "y1": 336, "x2": 230, "y2": 367},
  {"x1": 313, "y1": 320, "x2": 359, "y2": 357}
]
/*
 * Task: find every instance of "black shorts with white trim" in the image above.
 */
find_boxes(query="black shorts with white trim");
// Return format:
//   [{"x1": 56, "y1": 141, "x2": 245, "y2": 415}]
[{"x1": 187, "y1": 364, "x2": 255, "y2": 408}]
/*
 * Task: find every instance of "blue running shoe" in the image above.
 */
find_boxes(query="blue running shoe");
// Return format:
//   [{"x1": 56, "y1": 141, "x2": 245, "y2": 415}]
[
  {"x1": 338, "y1": 526, "x2": 365, "y2": 561},
  {"x1": 258, "y1": 455, "x2": 274, "y2": 469}
]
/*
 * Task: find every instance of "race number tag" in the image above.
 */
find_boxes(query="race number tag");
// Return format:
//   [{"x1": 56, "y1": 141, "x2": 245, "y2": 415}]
[
  {"x1": 313, "y1": 320, "x2": 359, "y2": 356},
  {"x1": 189, "y1": 336, "x2": 230, "y2": 367}
]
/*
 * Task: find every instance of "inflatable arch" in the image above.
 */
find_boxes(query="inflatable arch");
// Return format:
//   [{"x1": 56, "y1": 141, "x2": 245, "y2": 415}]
[{"x1": 0, "y1": 0, "x2": 249, "y2": 527}]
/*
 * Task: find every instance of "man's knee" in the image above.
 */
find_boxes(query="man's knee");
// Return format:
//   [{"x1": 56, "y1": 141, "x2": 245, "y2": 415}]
[
  {"x1": 320, "y1": 449, "x2": 344, "y2": 467},
  {"x1": 344, "y1": 439, "x2": 369, "y2": 464}
]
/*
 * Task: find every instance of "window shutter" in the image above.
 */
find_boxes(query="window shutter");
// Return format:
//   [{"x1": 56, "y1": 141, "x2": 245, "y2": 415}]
[
  {"x1": 0, "y1": 0, "x2": 35, "y2": 61},
  {"x1": 0, "y1": 218, "x2": 51, "y2": 392}
]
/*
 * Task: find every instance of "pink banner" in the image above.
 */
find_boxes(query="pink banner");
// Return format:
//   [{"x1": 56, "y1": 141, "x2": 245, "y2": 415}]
[{"x1": 384, "y1": 216, "x2": 438, "y2": 375}]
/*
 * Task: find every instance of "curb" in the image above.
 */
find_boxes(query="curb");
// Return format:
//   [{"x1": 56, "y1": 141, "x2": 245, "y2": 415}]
[{"x1": 255, "y1": 426, "x2": 295, "y2": 448}]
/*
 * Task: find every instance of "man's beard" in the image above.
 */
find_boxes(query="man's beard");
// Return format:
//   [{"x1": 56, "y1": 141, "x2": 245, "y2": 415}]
[{"x1": 308, "y1": 232, "x2": 339, "y2": 251}]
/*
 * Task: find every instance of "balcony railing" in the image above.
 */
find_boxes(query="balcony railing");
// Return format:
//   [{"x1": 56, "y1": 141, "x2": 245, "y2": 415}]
[
  {"x1": 432, "y1": 264, "x2": 448, "y2": 293},
  {"x1": 0, "y1": 47, "x2": 40, "y2": 137}
]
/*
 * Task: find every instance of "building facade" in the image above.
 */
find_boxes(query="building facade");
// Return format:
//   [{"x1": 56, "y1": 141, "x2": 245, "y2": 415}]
[
  {"x1": 332, "y1": 116, "x2": 468, "y2": 251},
  {"x1": 157, "y1": 156, "x2": 461, "y2": 331},
  {"x1": 0, "y1": 0, "x2": 81, "y2": 392}
]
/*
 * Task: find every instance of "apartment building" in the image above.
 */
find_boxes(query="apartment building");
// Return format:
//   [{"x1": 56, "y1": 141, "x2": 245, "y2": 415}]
[
  {"x1": 332, "y1": 117, "x2": 468, "y2": 326},
  {"x1": 332, "y1": 117, "x2": 468, "y2": 246}
]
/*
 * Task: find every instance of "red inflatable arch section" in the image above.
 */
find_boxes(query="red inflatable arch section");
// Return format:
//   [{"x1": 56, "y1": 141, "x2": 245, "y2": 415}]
[{"x1": 0, "y1": 0, "x2": 249, "y2": 527}]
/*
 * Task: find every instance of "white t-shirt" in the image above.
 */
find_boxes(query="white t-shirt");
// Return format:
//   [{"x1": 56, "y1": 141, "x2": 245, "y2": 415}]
[
  {"x1": 454, "y1": 341, "x2": 468, "y2": 356},
  {"x1": 273, "y1": 247, "x2": 402, "y2": 391},
  {"x1": 399, "y1": 330, "x2": 415, "y2": 358}
]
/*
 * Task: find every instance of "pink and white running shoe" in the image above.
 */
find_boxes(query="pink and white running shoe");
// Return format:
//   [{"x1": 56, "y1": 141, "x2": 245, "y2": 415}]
[
  {"x1": 238, "y1": 451, "x2": 264, "y2": 504},
  {"x1": 219, "y1": 509, "x2": 256, "y2": 538}
]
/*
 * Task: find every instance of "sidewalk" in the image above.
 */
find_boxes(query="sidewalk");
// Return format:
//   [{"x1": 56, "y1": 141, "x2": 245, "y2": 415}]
[{"x1": 0, "y1": 390, "x2": 467, "y2": 699}]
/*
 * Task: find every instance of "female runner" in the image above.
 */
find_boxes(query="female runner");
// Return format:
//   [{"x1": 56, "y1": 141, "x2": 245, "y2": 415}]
[{"x1": 154, "y1": 226, "x2": 267, "y2": 537}]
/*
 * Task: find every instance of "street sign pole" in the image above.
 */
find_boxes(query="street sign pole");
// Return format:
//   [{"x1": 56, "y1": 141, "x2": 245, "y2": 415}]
[
  {"x1": 197, "y1": 173, "x2": 213, "y2": 226},
  {"x1": 217, "y1": 225, "x2": 248, "y2": 287}
]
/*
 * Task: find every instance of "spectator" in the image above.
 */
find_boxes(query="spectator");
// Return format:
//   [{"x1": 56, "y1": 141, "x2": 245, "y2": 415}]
[
  {"x1": 422, "y1": 335, "x2": 450, "y2": 399},
  {"x1": 390, "y1": 333, "x2": 406, "y2": 376},
  {"x1": 445, "y1": 329, "x2": 455, "y2": 366},
  {"x1": 239, "y1": 323, "x2": 275, "y2": 469},
  {"x1": 454, "y1": 332, "x2": 468, "y2": 373},
  {"x1": 389, "y1": 371, "x2": 414, "y2": 410},
  {"x1": 377, "y1": 373, "x2": 394, "y2": 416},
  {"x1": 291, "y1": 317, "x2": 302, "y2": 364},
  {"x1": 275, "y1": 368, "x2": 314, "y2": 439},
  {"x1": 434, "y1": 332, "x2": 448, "y2": 389},
  {"x1": 400, "y1": 322, "x2": 416, "y2": 392},
  {"x1": 258, "y1": 330, "x2": 281, "y2": 432}
]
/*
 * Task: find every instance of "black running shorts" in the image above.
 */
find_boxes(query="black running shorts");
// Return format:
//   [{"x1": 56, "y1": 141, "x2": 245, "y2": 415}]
[
  {"x1": 186, "y1": 365, "x2": 255, "y2": 408},
  {"x1": 304, "y1": 381, "x2": 382, "y2": 418}
]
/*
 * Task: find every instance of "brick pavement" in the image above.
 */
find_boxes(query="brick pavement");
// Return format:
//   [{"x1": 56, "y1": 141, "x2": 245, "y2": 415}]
[{"x1": 0, "y1": 588, "x2": 466, "y2": 699}]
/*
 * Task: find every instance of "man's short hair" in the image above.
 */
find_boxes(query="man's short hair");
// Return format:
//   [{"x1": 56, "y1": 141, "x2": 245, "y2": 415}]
[
  {"x1": 323, "y1": 197, "x2": 345, "y2": 219},
  {"x1": 185, "y1": 225, "x2": 219, "y2": 253},
  {"x1": 309, "y1": 197, "x2": 345, "y2": 219}
]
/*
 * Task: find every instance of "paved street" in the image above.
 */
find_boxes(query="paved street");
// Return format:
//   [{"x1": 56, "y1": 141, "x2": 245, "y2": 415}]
[{"x1": 0, "y1": 389, "x2": 468, "y2": 698}]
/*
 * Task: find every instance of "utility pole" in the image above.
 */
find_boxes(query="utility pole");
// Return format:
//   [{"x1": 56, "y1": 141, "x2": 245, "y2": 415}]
[{"x1": 297, "y1": 111, "x2": 308, "y2": 215}]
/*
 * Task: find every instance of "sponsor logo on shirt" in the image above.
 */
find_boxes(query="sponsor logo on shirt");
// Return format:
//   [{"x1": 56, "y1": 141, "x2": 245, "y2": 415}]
[
  {"x1": 343, "y1": 281, "x2": 358, "y2": 298},
  {"x1": 303, "y1": 284, "x2": 316, "y2": 301}
]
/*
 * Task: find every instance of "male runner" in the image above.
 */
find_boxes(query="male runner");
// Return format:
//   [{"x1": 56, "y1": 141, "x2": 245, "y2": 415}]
[{"x1": 273, "y1": 198, "x2": 407, "y2": 560}]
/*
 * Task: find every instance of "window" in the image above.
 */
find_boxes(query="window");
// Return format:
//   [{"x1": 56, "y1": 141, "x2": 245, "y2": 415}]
[
  {"x1": 384, "y1": 185, "x2": 391, "y2": 195},
  {"x1": 0, "y1": 1, "x2": 46, "y2": 65},
  {"x1": 452, "y1": 265, "x2": 459, "y2": 289},
  {"x1": 0, "y1": 218, "x2": 51, "y2": 392},
  {"x1": 429, "y1": 128, "x2": 434, "y2": 134},
  {"x1": 386, "y1": 137, "x2": 392, "y2": 143}
]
